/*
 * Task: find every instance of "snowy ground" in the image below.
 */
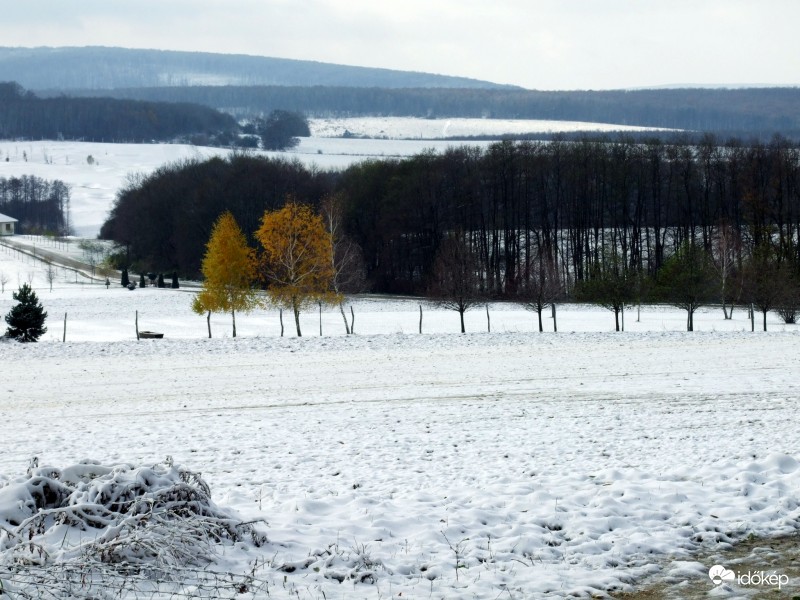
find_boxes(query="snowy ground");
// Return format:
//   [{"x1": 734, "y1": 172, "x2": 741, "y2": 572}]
[
  {"x1": 1, "y1": 242, "x2": 799, "y2": 598},
  {"x1": 309, "y1": 116, "x2": 671, "y2": 139}
]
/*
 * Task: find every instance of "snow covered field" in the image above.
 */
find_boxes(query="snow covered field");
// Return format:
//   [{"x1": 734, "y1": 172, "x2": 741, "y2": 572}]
[
  {"x1": 1, "y1": 244, "x2": 799, "y2": 598},
  {"x1": 309, "y1": 117, "x2": 669, "y2": 140}
]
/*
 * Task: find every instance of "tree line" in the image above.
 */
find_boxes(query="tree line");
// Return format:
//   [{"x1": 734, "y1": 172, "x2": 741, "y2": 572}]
[
  {"x1": 70, "y1": 85, "x2": 800, "y2": 140},
  {"x1": 0, "y1": 175, "x2": 70, "y2": 234},
  {"x1": 0, "y1": 82, "x2": 237, "y2": 143},
  {"x1": 100, "y1": 136, "x2": 800, "y2": 329}
]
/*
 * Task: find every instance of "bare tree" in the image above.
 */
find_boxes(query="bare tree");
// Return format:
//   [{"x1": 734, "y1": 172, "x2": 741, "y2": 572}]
[
  {"x1": 321, "y1": 194, "x2": 367, "y2": 334},
  {"x1": 740, "y1": 244, "x2": 793, "y2": 331},
  {"x1": 711, "y1": 222, "x2": 742, "y2": 319},
  {"x1": 517, "y1": 247, "x2": 563, "y2": 332},
  {"x1": 427, "y1": 233, "x2": 482, "y2": 333},
  {"x1": 44, "y1": 261, "x2": 57, "y2": 292},
  {"x1": 0, "y1": 271, "x2": 8, "y2": 294}
]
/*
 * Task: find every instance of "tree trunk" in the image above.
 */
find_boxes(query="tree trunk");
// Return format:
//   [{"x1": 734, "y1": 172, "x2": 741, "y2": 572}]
[
  {"x1": 537, "y1": 307, "x2": 543, "y2": 332},
  {"x1": 339, "y1": 301, "x2": 351, "y2": 334},
  {"x1": 135, "y1": 310, "x2": 139, "y2": 340},
  {"x1": 63, "y1": 312, "x2": 67, "y2": 342},
  {"x1": 750, "y1": 304, "x2": 755, "y2": 332},
  {"x1": 486, "y1": 304, "x2": 490, "y2": 333},
  {"x1": 687, "y1": 309, "x2": 694, "y2": 332},
  {"x1": 293, "y1": 301, "x2": 302, "y2": 337},
  {"x1": 206, "y1": 310, "x2": 211, "y2": 339},
  {"x1": 419, "y1": 304, "x2": 423, "y2": 334},
  {"x1": 279, "y1": 308, "x2": 284, "y2": 337},
  {"x1": 552, "y1": 304, "x2": 557, "y2": 332},
  {"x1": 614, "y1": 307, "x2": 620, "y2": 332},
  {"x1": 350, "y1": 305, "x2": 355, "y2": 334},
  {"x1": 621, "y1": 305, "x2": 625, "y2": 332},
  {"x1": 763, "y1": 309, "x2": 768, "y2": 332},
  {"x1": 459, "y1": 309, "x2": 466, "y2": 333},
  {"x1": 319, "y1": 301, "x2": 322, "y2": 336},
  {"x1": 232, "y1": 309, "x2": 237, "y2": 338}
]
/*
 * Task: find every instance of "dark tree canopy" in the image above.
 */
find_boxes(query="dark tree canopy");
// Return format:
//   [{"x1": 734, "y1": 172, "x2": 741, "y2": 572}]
[
  {"x1": 259, "y1": 110, "x2": 310, "y2": 150},
  {"x1": 0, "y1": 175, "x2": 70, "y2": 235},
  {"x1": 5, "y1": 284, "x2": 48, "y2": 342},
  {"x1": 100, "y1": 137, "x2": 800, "y2": 302},
  {"x1": 0, "y1": 82, "x2": 237, "y2": 143}
]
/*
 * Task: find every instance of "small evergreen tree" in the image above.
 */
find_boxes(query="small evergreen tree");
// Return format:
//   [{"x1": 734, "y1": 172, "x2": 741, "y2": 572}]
[
  {"x1": 171, "y1": 272, "x2": 179, "y2": 289},
  {"x1": 5, "y1": 284, "x2": 48, "y2": 342},
  {"x1": 121, "y1": 268, "x2": 129, "y2": 287},
  {"x1": 157, "y1": 273, "x2": 165, "y2": 288},
  {"x1": 139, "y1": 273, "x2": 146, "y2": 288},
  {"x1": 575, "y1": 251, "x2": 637, "y2": 331},
  {"x1": 655, "y1": 243, "x2": 716, "y2": 331}
]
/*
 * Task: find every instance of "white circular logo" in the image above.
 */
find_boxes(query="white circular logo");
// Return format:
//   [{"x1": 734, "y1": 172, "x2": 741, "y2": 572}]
[{"x1": 709, "y1": 565, "x2": 735, "y2": 585}]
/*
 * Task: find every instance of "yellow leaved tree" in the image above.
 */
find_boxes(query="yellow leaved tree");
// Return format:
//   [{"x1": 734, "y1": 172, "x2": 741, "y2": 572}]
[
  {"x1": 255, "y1": 201, "x2": 336, "y2": 336},
  {"x1": 191, "y1": 211, "x2": 258, "y2": 338}
]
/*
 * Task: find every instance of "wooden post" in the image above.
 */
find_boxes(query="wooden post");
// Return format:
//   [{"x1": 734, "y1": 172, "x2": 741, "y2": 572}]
[
  {"x1": 135, "y1": 310, "x2": 139, "y2": 340},
  {"x1": 63, "y1": 312, "x2": 67, "y2": 342},
  {"x1": 206, "y1": 310, "x2": 211, "y2": 339},
  {"x1": 552, "y1": 304, "x2": 558, "y2": 332},
  {"x1": 350, "y1": 305, "x2": 355, "y2": 334},
  {"x1": 419, "y1": 304, "x2": 423, "y2": 334},
  {"x1": 319, "y1": 301, "x2": 323, "y2": 336},
  {"x1": 486, "y1": 304, "x2": 491, "y2": 333},
  {"x1": 621, "y1": 305, "x2": 625, "y2": 332},
  {"x1": 279, "y1": 308, "x2": 284, "y2": 337},
  {"x1": 750, "y1": 303, "x2": 755, "y2": 332}
]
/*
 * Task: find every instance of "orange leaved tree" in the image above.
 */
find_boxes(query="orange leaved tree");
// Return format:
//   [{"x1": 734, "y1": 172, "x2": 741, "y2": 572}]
[
  {"x1": 255, "y1": 201, "x2": 335, "y2": 336},
  {"x1": 191, "y1": 211, "x2": 258, "y2": 338}
]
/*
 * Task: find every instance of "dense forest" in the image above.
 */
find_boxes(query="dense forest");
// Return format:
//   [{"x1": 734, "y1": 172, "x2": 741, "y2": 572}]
[
  {"x1": 65, "y1": 85, "x2": 800, "y2": 141},
  {"x1": 0, "y1": 175, "x2": 70, "y2": 234},
  {"x1": 0, "y1": 82, "x2": 237, "y2": 143},
  {"x1": 101, "y1": 136, "x2": 800, "y2": 300}
]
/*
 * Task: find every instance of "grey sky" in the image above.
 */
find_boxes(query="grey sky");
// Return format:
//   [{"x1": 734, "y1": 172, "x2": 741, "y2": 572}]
[{"x1": 3, "y1": 1, "x2": 798, "y2": 90}]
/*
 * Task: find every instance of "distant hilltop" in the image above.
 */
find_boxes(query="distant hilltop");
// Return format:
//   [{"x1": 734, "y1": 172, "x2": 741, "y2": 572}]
[{"x1": 0, "y1": 46, "x2": 519, "y2": 91}]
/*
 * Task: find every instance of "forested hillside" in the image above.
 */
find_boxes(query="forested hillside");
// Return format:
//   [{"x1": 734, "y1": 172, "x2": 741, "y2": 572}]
[
  {"x1": 0, "y1": 82, "x2": 237, "y2": 143},
  {"x1": 66, "y1": 85, "x2": 800, "y2": 140},
  {"x1": 3, "y1": 48, "x2": 798, "y2": 140},
  {"x1": 101, "y1": 137, "x2": 800, "y2": 297},
  {"x1": 0, "y1": 47, "x2": 511, "y2": 91}
]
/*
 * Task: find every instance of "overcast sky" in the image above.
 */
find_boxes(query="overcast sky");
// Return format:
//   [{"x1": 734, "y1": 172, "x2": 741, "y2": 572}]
[{"x1": 3, "y1": 1, "x2": 798, "y2": 90}]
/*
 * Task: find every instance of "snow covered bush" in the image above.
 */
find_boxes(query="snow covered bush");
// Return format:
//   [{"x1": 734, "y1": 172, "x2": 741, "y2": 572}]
[{"x1": 0, "y1": 458, "x2": 267, "y2": 572}]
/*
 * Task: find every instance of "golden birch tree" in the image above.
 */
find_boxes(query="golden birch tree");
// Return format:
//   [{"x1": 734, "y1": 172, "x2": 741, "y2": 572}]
[
  {"x1": 191, "y1": 211, "x2": 258, "y2": 338},
  {"x1": 255, "y1": 201, "x2": 335, "y2": 337}
]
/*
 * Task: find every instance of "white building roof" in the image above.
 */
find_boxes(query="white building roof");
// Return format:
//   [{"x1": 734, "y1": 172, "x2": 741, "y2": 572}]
[{"x1": 0, "y1": 212, "x2": 18, "y2": 223}]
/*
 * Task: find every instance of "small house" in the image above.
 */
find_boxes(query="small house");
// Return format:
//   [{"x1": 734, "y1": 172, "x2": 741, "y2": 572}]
[{"x1": 0, "y1": 212, "x2": 18, "y2": 236}]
